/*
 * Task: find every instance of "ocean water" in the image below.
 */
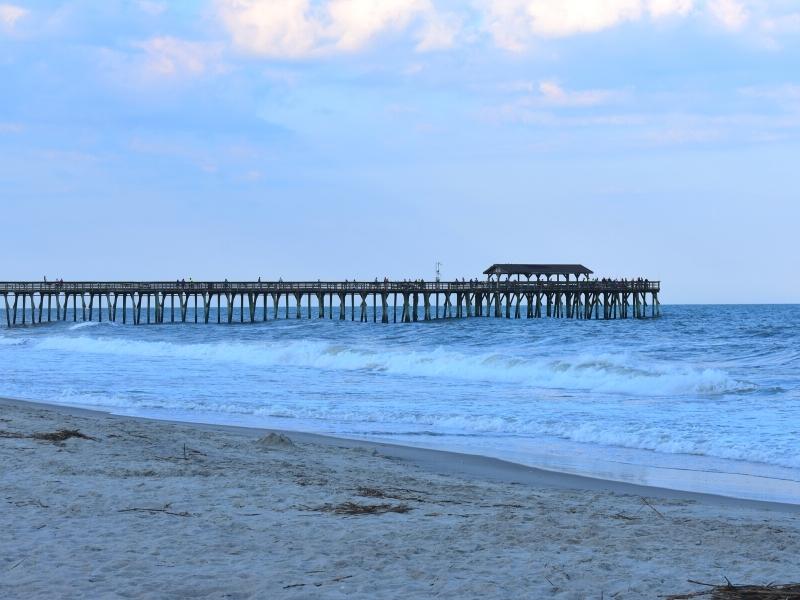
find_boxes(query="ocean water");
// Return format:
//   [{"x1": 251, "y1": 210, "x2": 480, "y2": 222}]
[{"x1": 1, "y1": 304, "x2": 799, "y2": 503}]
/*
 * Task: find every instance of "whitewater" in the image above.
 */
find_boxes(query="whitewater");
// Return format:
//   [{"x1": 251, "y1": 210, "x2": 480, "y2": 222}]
[{"x1": 1, "y1": 304, "x2": 799, "y2": 501}]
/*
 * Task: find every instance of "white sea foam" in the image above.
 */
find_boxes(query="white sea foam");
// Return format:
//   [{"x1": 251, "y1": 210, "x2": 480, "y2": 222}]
[
  {"x1": 254, "y1": 407, "x2": 800, "y2": 469},
  {"x1": 26, "y1": 387, "x2": 800, "y2": 470},
  {"x1": 68, "y1": 321, "x2": 104, "y2": 330},
  {"x1": 32, "y1": 335, "x2": 745, "y2": 396},
  {"x1": 545, "y1": 421, "x2": 800, "y2": 470}
]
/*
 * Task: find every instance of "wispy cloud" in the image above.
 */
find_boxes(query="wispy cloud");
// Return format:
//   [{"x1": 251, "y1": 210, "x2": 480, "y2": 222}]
[
  {"x1": 707, "y1": 0, "x2": 748, "y2": 31},
  {"x1": 522, "y1": 0, "x2": 643, "y2": 37},
  {"x1": 0, "y1": 3, "x2": 27, "y2": 33},
  {"x1": 648, "y1": 0, "x2": 694, "y2": 19},
  {"x1": 0, "y1": 121, "x2": 24, "y2": 133},
  {"x1": 538, "y1": 81, "x2": 620, "y2": 107},
  {"x1": 135, "y1": 37, "x2": 224, "y2": 78},
  {"x1": 760, "y1": 12, "x2": 800, "y2": 35},
  {"x1": 477, "y1": 0, "x2": 792, "y2": 52},
  {"x1": 739, "y1": 84, "x2": 800, "y2": 108},
  {"x1": 216, "y1": 0, "x2": 459, "y2": 58},
  {"x1": 415, "y1": 9, "x2": 460, "y2": 51},
  {"x1": 478, "y1": 0, "x2": 697, "y2": 51},
  {"x1": 137, "y1": 1, "x2": 166, "y2": 16},
  {"x1": 643, "y1": 125, "x2": 723, "y2": 145},
  {"x1": 757, "y1": 11, "x2": 800, "y2": 47},
  {"x1": 481, "y1": 80, "x2": 627, "y2": 125},
  {"x1": 639, "y1": 109, "x2": 800, "y2": 146}
]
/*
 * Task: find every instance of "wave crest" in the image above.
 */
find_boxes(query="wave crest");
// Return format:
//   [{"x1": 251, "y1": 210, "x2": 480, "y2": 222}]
[{"x1": 33, "y1": 335, "x2": 746, "y2": 396}]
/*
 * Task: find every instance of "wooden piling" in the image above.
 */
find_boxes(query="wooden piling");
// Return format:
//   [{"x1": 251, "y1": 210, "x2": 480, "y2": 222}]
[{"x1": 3, "y1": 295, "x2": 10, "y2": 328}]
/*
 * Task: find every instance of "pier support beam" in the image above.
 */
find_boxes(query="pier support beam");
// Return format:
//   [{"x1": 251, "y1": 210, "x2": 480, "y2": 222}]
[
  {"x1": 202, "y1": 294, "x2": 211, "y2": 324},
  {"x1": 339, "y1": 293, "x2": 347, "y2": 320},
  {"x1": 246, "y1": 293, "x2": 255, "y2": 322},
  {"x1": 272, "y1": 293, "x2": 281, "y2": 320},
  {"x1": 316, "y1": 293, "x2": 325, "y2": 319},
  {"x1": 294, "y1": 292, "x2": 302, "y2": 319},
  {"x1": 381, "y1": 293, "x2": 389, "y2": 324},
  {"x1": 180, "y1": 293, "x2": 189, "y2": 323},
  {"x1": 401, "y1": 293, "x2": 412, "y2": 323},
  {"x1": 359, "y1": 293, "x2": 368, "y2": 322}
]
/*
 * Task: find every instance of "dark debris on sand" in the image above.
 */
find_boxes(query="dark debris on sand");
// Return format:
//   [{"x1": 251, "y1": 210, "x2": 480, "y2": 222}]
[
  {"x1": 306, "y1": 502, "x2": 412, "y2": 516},
  {"x1": 32, "y1": 429, "x2": 96, "y2": 442},
  {"x1": 667, "y1": 581, "x2": 800, "y2": 599},
  {"x1": 0, "y1": 428, "x2": 97, "y2": 442}
]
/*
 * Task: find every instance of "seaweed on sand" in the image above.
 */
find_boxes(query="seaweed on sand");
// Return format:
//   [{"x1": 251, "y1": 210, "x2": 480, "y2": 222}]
[
  {"x1": 667, "y1": 580, "x2": 800, "y2": 599},
  {"x1": 308, "y1": 502, "x2": 412, "y2": 516},
  {"x1": 0, "y1": 428, "x2": 96, "y2": 442},
  {"x1": 31, "y1": 429, "x2": 97, "y2": 442}
]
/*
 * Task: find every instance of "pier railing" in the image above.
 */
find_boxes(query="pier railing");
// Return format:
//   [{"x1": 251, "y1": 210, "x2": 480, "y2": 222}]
[{"x1": 0, "y1": 280, "x2": 660, "y2": 294}]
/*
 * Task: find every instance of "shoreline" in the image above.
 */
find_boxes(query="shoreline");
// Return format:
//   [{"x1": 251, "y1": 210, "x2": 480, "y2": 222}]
[
  {"x1": 3, "y1": 305, "x2": 799, "y2": 506},
  {"x1": 3, "y1": 396, "x2": 798, "y2": 512},
  {"x1": 3, "y1": 395, "x2": 800, "y2": 598}
]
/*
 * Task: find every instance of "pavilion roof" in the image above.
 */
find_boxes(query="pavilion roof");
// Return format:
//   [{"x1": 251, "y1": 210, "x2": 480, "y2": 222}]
[{"x1": 483, "y1": 264, "x2": 593, "y2": 277}]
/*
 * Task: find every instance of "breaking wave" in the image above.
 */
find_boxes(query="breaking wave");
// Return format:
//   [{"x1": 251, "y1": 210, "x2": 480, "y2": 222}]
[
  {"x1": 68, "y1": 321, "x2": 105, "y2": 330},
  {"x1": 33, "y1": 334, "x2": 746, "y2": 396}
]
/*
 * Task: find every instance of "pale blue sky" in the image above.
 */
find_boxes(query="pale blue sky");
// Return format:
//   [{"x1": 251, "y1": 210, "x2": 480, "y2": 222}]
[{"x1": 1, "y1": 0, "x2": 799, "y2": 302}]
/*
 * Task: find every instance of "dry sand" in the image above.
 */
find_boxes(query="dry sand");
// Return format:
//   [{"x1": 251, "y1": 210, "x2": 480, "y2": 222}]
[{"x1": 1, "y1": 397, "x2": 799, "y2": 599}]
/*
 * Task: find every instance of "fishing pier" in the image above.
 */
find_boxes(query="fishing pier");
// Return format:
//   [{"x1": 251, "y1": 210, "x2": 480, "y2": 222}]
[{"x1": 1, "y1": 264, "x2": 660, "y2": 328}]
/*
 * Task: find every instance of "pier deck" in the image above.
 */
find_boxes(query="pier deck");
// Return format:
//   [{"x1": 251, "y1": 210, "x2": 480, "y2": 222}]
[{"x1": 1, "y1": 278, "x2": 660, "y2": 327}]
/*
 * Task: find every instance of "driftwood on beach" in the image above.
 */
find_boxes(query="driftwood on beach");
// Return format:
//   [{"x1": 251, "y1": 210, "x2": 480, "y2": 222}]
[{"x1": 667, "y1": 581, "x2": 800, "y2": 599}]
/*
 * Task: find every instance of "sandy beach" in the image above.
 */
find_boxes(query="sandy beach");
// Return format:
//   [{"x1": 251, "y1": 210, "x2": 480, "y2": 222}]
[{"x1": 1, "y1": 397, "x2": 799, "y2": 599}]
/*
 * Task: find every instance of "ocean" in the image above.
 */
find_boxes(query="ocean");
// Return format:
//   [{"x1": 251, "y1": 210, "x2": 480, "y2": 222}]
[{"x1": 1, "y1": 304, "x2": 798, "y2": 503}]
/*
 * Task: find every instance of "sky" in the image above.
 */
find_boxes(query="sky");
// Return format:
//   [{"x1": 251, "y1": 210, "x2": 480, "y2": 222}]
[{"x1": 1, "y1": 0, "x2": 799, "y2": 303}]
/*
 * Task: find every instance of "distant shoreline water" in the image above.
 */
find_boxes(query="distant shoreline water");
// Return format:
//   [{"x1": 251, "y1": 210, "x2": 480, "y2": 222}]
[{"x1": 1, "y1": 304, "x2": 799, "y2": 502}]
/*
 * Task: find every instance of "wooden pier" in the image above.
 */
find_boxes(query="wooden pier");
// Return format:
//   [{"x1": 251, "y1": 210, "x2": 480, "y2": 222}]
[{"x1": 0, "y1": 265, "x2": 660, "y2": 328}]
